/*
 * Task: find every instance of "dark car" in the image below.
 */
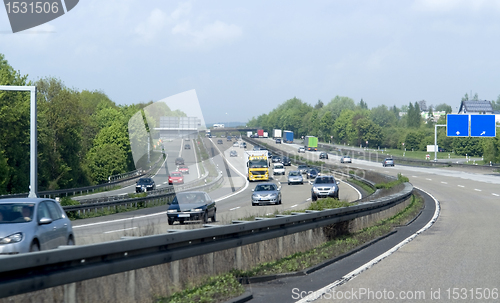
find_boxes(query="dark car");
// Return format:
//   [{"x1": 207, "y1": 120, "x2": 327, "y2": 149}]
[
  {"x1": 281, "y1": 156, "x2": 291, "y2": 166},
  {"x1": 175, "y1": 157, "x2": 185, "y2": 165},
  {"x1": 306, "y1": 168, "x2": 319, "y2": 179},
  {"x1": 135, "y1": 177, "x2": 156, "y2": 193},
  {"x1": 275, "y1": 138, "x2": 282, "y2": 144},
  {"x1": 383, "y1": 158, "x2": 395, "y2": 167},
  {"x1": 167, "y1": 192, "x2": 216, "y2": 225},
  {"x1": 217, "y1": 139, "x2": 223, "y2": 144},
  {"x1": 272, "y1": 155, "x2": 281, "y2": 163},
  {"x1": 0, "y1": 198, "x2": 75, "y2": 254},
  {"x1": 319, "y1": 152, "x2": 328, "y2": 159},
  {"x1": 227, "y1": 136, "x2": 232, "y2": 141},
  {"x1": 184, "y1": 144, "x2": 191, "y2": 149},
  {"x1": 297, "y1": 165, "x2": 309, "y2": 174},
  {"x1": 311, "y1": 175, "x2": 339, "y2": 201}
]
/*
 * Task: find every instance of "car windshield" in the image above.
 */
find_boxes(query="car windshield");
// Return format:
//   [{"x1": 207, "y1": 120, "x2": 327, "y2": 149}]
[
  {"x1": 254, "y1": 184, "x2": 276, "y2": 191},
  {"x1": 309, "y1": 169, "x2": 318, "y2": 174},
  {"x1": 138, "y1": 178, "x2": 153, "y2": 184},
  {"x1": 315, "y1": 177, "x2": 335, "y2": 184},
  {"x1": 289, "y1": 171, "x2": 300, "y2": 176},
  {"x1": 173, "y1": 193, "x2": 206, "y2": 204},
  {"x1": 249, "y1": 159, "x2": 268, "y2": 168},
  {"x1": 0, "y1": 203, "x2": 35, "y2": 223},
  {"x1": 171, "y1": 173, "x2": 182, "y2": 177},
  {"x1": 298, "y1": 165, "x2": 307, "y2": 169},
  {"x1": 275, "y1": 164, "x2": 283, "y2": 169}
]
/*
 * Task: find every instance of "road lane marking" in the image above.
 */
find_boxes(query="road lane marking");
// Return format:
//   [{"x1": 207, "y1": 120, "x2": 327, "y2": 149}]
[
  {"x1": 291, "y1": 204, "x2": 298, "y2": 208},
  {"x1": 412, "y1": 176, "x2": 417, "y2": 178},
  {"x1": 493, "y1": 193, "x2": 499, "y2": 196},
  {"x1": 458, "y1": 185, "x2": 465, "y2": 187},
  {"x1": 474, "y1": 189, "x2": 482, "y2": 192},
  {"x1": 229, "y1": 207, "x2": 240, "y2": 211},
  {"x1": 294, "y1": 186, "x2": 440, "y2": 303},
  {"x1": 441, "y1": 181, "x2": 447, "y2": 184},
  {"x1": 104, "y1": 227, "x2": 137, "y2": 234},
  {"x1": 426, "y1": 178, "x2": 432, "y2": 181}
]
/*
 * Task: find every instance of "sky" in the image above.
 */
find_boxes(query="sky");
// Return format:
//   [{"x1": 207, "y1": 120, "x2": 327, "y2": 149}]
[{"x1": 1, "y1": 0, "x2": 500, "y2": 124}]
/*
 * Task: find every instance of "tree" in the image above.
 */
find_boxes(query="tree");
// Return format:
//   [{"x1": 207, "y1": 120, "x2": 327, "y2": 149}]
[
  {"x1": 359, "y1": 98, "x2": 368, "y2": 109},
  {"x1": 462, "y1": 93, "x2": 469, "y2": 102},
  {"x1": 319, "y1": 111, "x2": 334, "y2": 142},
  {"x1": 370, "y1": 105, "x2": 397, "y2": 128},
  {"x1": 323, "y1": 96, "x2": 356, "y2": 120},
  {"x1": 314, "y1": 100, "x2": 324, "y2": 109},
  {"x1": 435, "y1": 103, "x2": 453, "y2": 114}
]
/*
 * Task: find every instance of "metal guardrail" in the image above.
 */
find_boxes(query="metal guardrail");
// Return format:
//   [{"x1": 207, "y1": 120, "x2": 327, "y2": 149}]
[
  {"x1": 0, "y1": 181, "x2": 412, "y2": 298},
  {"x1": 0, "y1": 157, "x2": 166, "y2": 200}
]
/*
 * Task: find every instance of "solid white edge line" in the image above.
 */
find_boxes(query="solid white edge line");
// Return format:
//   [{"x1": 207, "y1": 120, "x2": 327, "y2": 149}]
[
  {"x1": 340, "y1": 180, "x2": 362, "y2": 200},
  {"x1": 295, "y1": 186, "x2": 441, "y2": 303},
  {"x1": 103, "y1": 227, "x2": 138, "y2": 234},
  {"x1": 209, "y1": 138, "x2": 250, "y2": 202},
  {"x1": 193, "y1": 138, "x2": 200, "y2": 179}
]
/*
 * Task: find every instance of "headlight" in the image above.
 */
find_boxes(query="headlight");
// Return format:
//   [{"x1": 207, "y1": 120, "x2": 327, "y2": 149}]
[
  {"x1": 329, "y1": 186, "x2": 337, "y2": 193},
  {"x1": 191, "y1": 208, "x2": 203, "y2": 212},
  {"x1": 167, "y1": 210, "x2": 177, "y2": 213},
  {"x1": 312, "y1": 187, "x2": 319, "y2": 193},
  {"x1": 147, "y1": 185, "x2": 153, "y2": 187},
  {"x1": 0, "y1": 232, "x2": 23, "y2": 244}
]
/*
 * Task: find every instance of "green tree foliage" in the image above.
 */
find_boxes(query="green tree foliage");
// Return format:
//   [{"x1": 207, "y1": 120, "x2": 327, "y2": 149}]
[
  {"x1": 0, "y1": 54, "x2": 30, "y2": 194},
  {"x1": 359, "y1": 98, "x2": 368, "y2": 109},
  {"x1": 370, "y1": 105, "x2": 397, "y2": 128},
  {"x1": 453, "y1": 137, "x2": 482, "y2": 156},
  {"x1": 323, "y1": 96, "x2": 356, "y2": 120},
  {"x1": 406, "y1": 102, "x2": 422, "y2": 128},
  {"x1": 435, "y1": 103, "x2": 453, "y2": 114}
]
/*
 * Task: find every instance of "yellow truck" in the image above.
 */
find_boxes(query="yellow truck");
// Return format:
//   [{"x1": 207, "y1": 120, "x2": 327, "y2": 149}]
[{"x1": 244, "y1": 150, "x2": 269, "y2": 181}]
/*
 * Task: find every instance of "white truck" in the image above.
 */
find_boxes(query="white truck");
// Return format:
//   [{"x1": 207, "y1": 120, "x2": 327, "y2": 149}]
[
  {"x1": 244, "y1": 150, "x2": 270, "y2": 181},
  {"x1": 247, "y1": 131, "x2": 253, "y2": 137},
  {"x1": 273, "y1": 129, "x2": 282, "y2": 139},
  {"x1": 263, "y1": 132, "x2": 269, "y2": 138}
]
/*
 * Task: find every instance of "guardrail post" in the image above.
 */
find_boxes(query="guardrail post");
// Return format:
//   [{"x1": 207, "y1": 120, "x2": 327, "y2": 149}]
[
  {"x1": 235, "y1": 247, "x2": 242, "y2": 269},
  {"x1": 63, "y1": 283, "x2": 76, "y2": 303},
  {"x1": 127, "y1": 271, "x2": 135, "y2": 301},
  {"x1": 171, "y1": 261, "x2": 180, "y2": 287}
]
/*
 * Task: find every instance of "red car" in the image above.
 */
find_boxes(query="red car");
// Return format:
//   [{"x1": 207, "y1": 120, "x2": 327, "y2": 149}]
[
  {"x1": 168, "y1": 172, "x2": 184, "y2": 185},
  {"x1": 178, "y1": 165, "x2": 189, "y2": 174}
]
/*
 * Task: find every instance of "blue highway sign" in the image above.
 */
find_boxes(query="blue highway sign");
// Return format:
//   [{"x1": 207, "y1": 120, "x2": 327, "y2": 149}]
[
  {"x1": 447, "y1": 114, "x2": 469, "y2": 137},
  {"x1": 470, "y1": 115, "x2": 496, "y2": 137}
]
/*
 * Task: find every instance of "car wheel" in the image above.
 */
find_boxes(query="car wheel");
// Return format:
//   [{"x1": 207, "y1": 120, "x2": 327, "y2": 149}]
[
  {"x1": 168, "y1": 218, "x2": 174, "y2": 225},
  {"x1": 67, "y1": 237, "x2": 75, "y2": 246},
  {"x1": 203, "y1": 212, "x2": 208, "y2": 224},
  {"x1": 311, "y1": 195, "x2": 317, "y2": 202},
  {"x1": 211, "y1": 210, "x2": 217, "y2": 222},
  {"x1": 179, "y1": 219, "x2": 185, "y2": 225},
  {"x1": 278, "y1": 198, "x2": 282, "y2": 205},
  {"x1": 30, "y1": 241, "x2": 40, "y2": 252}
]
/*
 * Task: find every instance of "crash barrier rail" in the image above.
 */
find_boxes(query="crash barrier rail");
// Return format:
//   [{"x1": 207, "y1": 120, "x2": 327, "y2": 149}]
[
  {"x1": 0, "y1": 155, "x2": 166, "y2": 200},
  {"x1": 70, "y1": 137, "x2": 222, "y2": 207},
  {"x1": 62, "y1": 169, "x2": 224, "y2": 215},
  {"x1": 243, "y1": 136, "x2": 382, "y2": 190},
  {"x1": 0, "y1": 180, "x2": 412, "y2": 299},
  {"x1": 317, "y1": 142, "x2": 500, "y2": 170}
]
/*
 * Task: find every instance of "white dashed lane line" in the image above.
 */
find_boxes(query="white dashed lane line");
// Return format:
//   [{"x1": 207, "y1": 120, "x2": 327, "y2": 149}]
[
  {"x1": 474, "y1": 189, "x2": 482, "y2": 192},
  {"x1": 104, "y1": 227, "x2": 137, "y2": 234},
  {"x1": 229, "y1": 207, "x2": 240, "y2": 211},
  {"x1": 492, "y1": 193, "x2": 499, "y2": 197},
  {"x1": 291, "y1": 204, "x2": 298, "y2": 208},
  {"x1": 458, "y1": 185, "x2": 465, "y2": 188},
  {"x1": 426, "y1": 178, "x2": 432, "y2": 181},
  {"x1": 441, "y1": 181, "x2": 447, "y2": 184}
]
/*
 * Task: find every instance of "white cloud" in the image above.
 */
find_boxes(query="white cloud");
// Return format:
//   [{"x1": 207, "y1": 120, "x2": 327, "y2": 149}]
[
  {"x1": 134, "y1": 8, "x2": 168, "y2": 42},
  {"x1": 171, "y1": 20, "x2": 242, "y2": 49}
]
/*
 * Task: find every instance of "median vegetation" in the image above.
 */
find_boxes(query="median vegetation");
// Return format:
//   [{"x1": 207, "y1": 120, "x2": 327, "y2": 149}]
[
  {"x1": 375, "y1": 173, "x2": 409, "y2": 189},
  {"x1": 156, "y1": 194, "x2": 424, "y2": 302}
]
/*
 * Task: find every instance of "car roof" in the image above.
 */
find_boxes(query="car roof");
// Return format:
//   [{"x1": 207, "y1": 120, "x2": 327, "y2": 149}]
[{"x1": 0, "y1": 198, "x2": 54, "y2": 204}]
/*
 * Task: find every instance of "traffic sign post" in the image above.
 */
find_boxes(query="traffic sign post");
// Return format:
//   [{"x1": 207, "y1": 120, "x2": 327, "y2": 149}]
[
  {"x1": 470, "y1": 115, "x2": 496, "y2": 137},
  {"x1": 446, "y1": 114, "x2": 469, "y2": 137}
]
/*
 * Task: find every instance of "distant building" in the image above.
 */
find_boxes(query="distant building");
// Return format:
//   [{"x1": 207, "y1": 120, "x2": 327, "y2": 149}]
[{"x1": 458, "y1": 100, "x2": 493, "y2": 114}]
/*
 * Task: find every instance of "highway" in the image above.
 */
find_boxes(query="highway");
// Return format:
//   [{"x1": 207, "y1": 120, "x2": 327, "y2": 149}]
[
  {"x1": 243, "y1": 138, "x2": 500, "y2": 303},
  {"x1": 72, "y1": 137, "x2": 360, "y2": 245}
]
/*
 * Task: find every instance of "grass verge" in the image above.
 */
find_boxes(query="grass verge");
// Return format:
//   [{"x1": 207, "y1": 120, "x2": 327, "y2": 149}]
[
  {"x1": 375, "y1": 173, "x2": 409, "y2": 189},
  {"x1": 347, "y1": 178, "x2": 375, "y2": 195},
  {"x1": 156, "y1": 194, "x2": 423, "y2": 302}
]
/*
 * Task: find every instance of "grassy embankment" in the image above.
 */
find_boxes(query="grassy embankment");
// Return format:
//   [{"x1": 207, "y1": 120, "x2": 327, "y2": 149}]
[{"x1": 157, "y1": 175, "x2": 418, "y2": 303}]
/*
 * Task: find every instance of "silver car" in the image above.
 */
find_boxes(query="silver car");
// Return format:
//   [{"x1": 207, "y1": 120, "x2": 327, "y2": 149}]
[
  {"x1": 0, "y1": 198, "x2": 75, "y2": 254},
  {"x1": 288, "y1": 170, "x2": 304, "y2": 185},
  {"x1": 252, "y1": 183, "x2": 282, "y2": 206},
  {"x1": 311, "y1": 175, "x2": 340, "y2": 201},
  {"x1": 383, "y1": 158, "x2": 395, "y2": 167}
]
